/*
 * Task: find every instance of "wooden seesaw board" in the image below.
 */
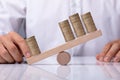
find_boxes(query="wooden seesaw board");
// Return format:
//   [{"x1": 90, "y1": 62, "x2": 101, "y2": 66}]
[{"x1": 26, "y1": 30, "x2": 102, "y2": 64}]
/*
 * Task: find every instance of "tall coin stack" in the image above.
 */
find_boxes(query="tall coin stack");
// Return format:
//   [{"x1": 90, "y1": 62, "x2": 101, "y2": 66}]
[
  {"x1": 81, "y1": 12, "x2": 97, "y2": 33},
  {"x1": 59, "y1": 20, "x2": 75, "y2": 42},
  {"x1": 69, "y1": 13, "x2": 86, "y2": 37}
]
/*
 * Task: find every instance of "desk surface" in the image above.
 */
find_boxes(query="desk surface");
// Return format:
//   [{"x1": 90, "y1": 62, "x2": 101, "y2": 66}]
[{"x1": 0, "y1": 57, "x2": 120, "y2": 80}]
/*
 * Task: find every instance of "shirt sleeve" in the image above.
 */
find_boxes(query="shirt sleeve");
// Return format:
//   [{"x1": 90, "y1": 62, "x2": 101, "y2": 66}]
[{"x1": 0, "y1": 0, "x2": 26, "y2": 35}]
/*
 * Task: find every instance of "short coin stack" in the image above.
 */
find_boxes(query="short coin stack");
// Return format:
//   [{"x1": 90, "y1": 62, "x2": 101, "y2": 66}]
[{"x1": 26, "y1": 36, "x2": 41, "y2": 56}]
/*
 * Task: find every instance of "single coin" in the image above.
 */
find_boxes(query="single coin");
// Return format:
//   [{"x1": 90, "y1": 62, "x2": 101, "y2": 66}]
[{"x1": 57, "y1": 51, "x2": 71, "y2": 65}]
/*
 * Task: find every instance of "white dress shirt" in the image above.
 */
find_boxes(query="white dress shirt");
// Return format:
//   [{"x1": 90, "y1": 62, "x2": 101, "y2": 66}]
[{"x1": 0, "y1": 0, "x2": 120, "y2": 56}]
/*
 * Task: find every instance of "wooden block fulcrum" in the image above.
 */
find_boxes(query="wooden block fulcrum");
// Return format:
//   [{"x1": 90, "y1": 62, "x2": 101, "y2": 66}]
[{"x1": 26, "y1": 36, "x2": 41, "y2": 56}]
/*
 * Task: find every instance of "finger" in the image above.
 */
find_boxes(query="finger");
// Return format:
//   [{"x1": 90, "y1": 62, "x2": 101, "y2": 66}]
[
  {"x1": 2, "y1": 38, "x2": 23, "y2": 63},
  {"x1": 97, "y1": 43, "x2": 112, "y2": 61},
  {"x1": 0, "y1": 43, "x2": 15, "y2": 63},
  {"x1": 104, "y1": 43, "x2": 120, "y2": 62},
  {"x1": 0, "y1": 55, "x2": 7, "y2": 64},
  {"x1": 102, "y1": 43, "x2": 112, "y2": 54},
  {"x1": 113, "y1": 50, "x2": 120, "y2": 62},
  {"x1": 9, "y1": 32, "x2": 31, "y2": 58},
  {"x1": 4, "y1": 41, "x2": 22, "y2": 62}
]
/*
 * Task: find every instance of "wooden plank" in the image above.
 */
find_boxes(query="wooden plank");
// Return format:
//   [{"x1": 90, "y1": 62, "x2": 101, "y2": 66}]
[{"x1": 26, "y1": 30, "x2": 102, "y2": 64}]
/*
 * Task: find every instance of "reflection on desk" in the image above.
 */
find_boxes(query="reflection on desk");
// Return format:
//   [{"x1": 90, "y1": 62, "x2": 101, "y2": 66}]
[{"x1": 0, "y1": 57, "x2": 120, "y2": 80}]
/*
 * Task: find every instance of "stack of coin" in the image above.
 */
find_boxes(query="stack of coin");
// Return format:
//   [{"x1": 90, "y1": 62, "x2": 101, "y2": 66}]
[
  {"x1": 59, "y1": 20, "x2": 75, "y2": 42},
  {"x1": 81, "y1": 12, "x2": 97, "y2": 33},
  {"x1": 69, "y1": 13, "x2": 86, "y2": 37},
  {"x1": 26, "y1": 36, "x2": 41, "y2": 56}
]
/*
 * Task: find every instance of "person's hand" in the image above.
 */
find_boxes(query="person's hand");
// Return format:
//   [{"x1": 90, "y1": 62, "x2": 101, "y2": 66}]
[
  {"x1": 96, "y1": 40, "x2": 120, "y2": 62},
  {"x1": 0, "y1": 32, "x2": 31, "y2": 64}
]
